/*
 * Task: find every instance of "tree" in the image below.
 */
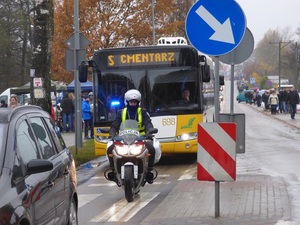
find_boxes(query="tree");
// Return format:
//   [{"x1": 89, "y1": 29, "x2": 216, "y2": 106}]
[
  {"x1": 51, "y1": 0, "x2": 193, "y2": 83},
  {"x1": 31, "y1": 0, "x2": 54, "y2": 114},
  {"x1": 243, "y1": 27, "x2": 298, "y2": 89},
  {"x1": 0, "y1": 0, "x2": 33, "y2": 92}
]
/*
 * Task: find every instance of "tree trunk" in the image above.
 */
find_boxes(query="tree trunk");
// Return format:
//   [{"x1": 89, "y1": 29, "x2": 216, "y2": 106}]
[{"x1": 31, "y1": 0, "x2": 54, "y2": 114}]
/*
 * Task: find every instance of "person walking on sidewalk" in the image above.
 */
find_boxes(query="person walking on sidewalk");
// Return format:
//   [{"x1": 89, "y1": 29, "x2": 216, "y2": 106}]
[
  {"x1": 286, "y1": 86, "x2": 300, "y2": 119},
  {"x1": 268, "y1": 89, "x2": 279, "y2": 115},
  {"x1": 82, "y1": 95, "x2": 94, "y2": 139},
  {"x1": 279, "y1": 89, "x2": 288, "y2": 113},
  {"x1": 60, "y1": 92, "x2": 75, "y2": 132}
]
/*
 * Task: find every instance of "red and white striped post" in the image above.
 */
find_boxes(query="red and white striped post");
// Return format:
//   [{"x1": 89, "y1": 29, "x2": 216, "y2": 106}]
[{"x1": 197, "y1": 122, "x2": 236, "y2": 217}]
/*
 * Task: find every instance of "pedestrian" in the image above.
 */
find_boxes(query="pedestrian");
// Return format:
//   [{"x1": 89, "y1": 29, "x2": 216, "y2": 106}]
[
  {"x1": 279, "y1": 89, "x2": 288, "y2": 113},
  {"x1": 68, "y1": 92, "x2": 76, "y2": 131},
  {"x1": 88, "y1": 92, "x2": 94, "y2": 137},
  {"x1": 256, "y1": 92, "x2": 262, "y2": 107},
  {"x1": 9, "y1": 94, "x2": 20, "y2": 108},
  {"x1": 50, "y1": 102, "x2": 56, "y2": 123},
  {"x1": 286, "y1": 86, "x2": 300, "y2": 119},
  {"x1": 268, "y1": 89, "x2": 279, "y2": 115},
  {"x1": 262, "y1": 90, "x2": 270, "y2": 111},
  {"x1": 60, "y1": 92, "x2": 75, "y2": 132},
  {"x1": 82, "y1": 95, "x2": 94, "y2": 139},
  {"x1": 0, "y1": 100, "x2": 8, "y2": 107}
]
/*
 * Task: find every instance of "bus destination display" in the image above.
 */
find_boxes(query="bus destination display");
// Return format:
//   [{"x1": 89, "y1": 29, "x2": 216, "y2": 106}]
[{"x1": 108, "y1": 52, "x2": 176, "y2": 67}]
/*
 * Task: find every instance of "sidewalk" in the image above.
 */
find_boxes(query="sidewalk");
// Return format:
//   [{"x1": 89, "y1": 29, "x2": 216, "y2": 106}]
[{"x1": 250, "y1": 103, "x2": 300, "y2": 129}]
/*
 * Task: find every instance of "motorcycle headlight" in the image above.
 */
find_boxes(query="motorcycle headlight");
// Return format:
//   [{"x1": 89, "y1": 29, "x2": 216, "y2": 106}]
[
  {"x1": 130, "y1": 144, "x2": 144, "y2": 155},
  {"x1": 176, "y1": 132, "x2": 197, "y2": 141},
  {"x1": 115, "y1": 145, "x2": 128, "y2": 155},
  {"x1": 115, "y1": 144, "x2": 144, "y2": 156}
]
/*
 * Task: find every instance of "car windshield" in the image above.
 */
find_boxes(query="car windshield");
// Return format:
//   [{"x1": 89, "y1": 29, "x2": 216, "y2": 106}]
[{"x1": 0, "y1": 124, "x2": 5, "y2": 174}]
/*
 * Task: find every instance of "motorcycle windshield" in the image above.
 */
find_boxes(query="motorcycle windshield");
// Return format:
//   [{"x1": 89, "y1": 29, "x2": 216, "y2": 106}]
[{"x1": 119, "y1": 120, "x2": 139, "y2": 144}]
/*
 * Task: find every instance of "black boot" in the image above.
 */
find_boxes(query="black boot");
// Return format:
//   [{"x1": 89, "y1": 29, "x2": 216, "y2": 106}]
[
  {"x1": 146, "y1": 170, "x2": 154, "y2": 184},
  {"x1": 107, "y1": 171, "x2": 116, "y2": 181}
]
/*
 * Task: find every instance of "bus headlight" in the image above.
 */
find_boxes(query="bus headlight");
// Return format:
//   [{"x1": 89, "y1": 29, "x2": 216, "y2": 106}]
[{"x1": 176, "y1": 132, "x2": 197, "y2": 141}]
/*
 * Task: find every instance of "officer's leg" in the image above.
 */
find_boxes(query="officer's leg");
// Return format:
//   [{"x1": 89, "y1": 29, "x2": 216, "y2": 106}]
[
  {"x1": 107, "y1": 144, "x2": 114, "y2": 169},
  {"x1": 145, "y1": 141, "x2": 156, "y2": 184},
  {"x1": 107, "y1": 144, "x2": 116, "y2": 181},
  {"x1": 145, "y1": 141, "x2": 155, "y2": 170}
]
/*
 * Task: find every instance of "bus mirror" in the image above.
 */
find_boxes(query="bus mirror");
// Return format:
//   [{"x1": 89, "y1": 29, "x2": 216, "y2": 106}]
[
  {"x1": 219, "y1": 76, "x2": 224, "y2": 85},
  {"x1": 201, "y1": 64, "x2": 210, "y2": 82},
  {"x1": 79, "y1": 62, "x2": 88, "y2": 82}
]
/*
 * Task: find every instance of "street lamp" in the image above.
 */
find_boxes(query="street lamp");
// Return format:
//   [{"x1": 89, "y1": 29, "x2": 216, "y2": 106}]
[{"x1": 269, "y1": 41, "x2": 291, "y2": 89}]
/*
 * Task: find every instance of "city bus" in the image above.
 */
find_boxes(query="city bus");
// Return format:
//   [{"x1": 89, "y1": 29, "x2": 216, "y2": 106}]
[{"x1": 79, "y1": 37, "x2": 215, "y2": 156}]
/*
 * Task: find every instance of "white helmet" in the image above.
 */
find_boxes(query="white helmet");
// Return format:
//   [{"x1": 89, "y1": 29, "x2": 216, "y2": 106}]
[{"x1": 124, "y1": 89, "x2": 141, "y2": 105}]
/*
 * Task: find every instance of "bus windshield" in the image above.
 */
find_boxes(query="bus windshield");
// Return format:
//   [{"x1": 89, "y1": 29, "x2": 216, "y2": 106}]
[{"x1": 94, "y1": 66, "x2": 200, "y2": 124}]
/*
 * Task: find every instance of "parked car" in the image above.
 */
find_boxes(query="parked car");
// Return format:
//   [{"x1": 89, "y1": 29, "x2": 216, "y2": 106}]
[
  {"x1": 236, "y1": 90, "x2": 253, "y2": 103},
  {"x1": 0, "y1": 105, "x2": 78, "y2": 225}
]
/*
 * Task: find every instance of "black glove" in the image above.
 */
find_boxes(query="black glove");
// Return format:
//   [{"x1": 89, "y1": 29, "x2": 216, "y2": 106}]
[{"x1": 145, "y1": 133, "x2": 153, "y2": 140}]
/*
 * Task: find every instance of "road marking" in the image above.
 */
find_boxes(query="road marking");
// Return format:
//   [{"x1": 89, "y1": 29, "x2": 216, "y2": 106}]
[
  {"x1": 178, "y1": 174, "x2": 194, "y2": 180},
  {"x1": 90, "y1": 192, "x2": 159, "y2": 222},
  {"x1": 88, "y1": 183, "x2": 116, "y2": 187},
  {"x1": 78, "y1": 194, "x2": 102, "y2": 208},
  {"x1": 88, "y1": 181, "x2": 170, "y2": 187},
  {"x1": 91, "y1": 176, "x2": 103, "y2": 179}
]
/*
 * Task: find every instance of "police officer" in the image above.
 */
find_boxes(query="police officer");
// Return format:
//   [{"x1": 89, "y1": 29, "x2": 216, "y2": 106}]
[{"x1": 107, "y1": 89, "x2": 156, "y2": 183}]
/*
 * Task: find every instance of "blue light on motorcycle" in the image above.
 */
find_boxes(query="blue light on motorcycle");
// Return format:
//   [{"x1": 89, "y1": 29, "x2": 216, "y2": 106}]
[{"x1": 111, "y1": 100, "x2": 120, "y2": 106}]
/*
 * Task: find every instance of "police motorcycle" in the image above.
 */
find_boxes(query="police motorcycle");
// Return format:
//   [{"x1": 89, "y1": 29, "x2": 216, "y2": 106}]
[{"x1": 103, "y1": 119, "x2": 161, "y2": 202}]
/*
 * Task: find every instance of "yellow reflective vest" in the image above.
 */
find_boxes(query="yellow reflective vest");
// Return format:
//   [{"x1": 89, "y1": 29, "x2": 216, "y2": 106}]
[{"x1": 121, "y1": 107, "x2": 145, "y2": 135}]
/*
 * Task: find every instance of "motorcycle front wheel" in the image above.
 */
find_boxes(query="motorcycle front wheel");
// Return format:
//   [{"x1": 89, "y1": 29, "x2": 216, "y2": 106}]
[{"x1": 124, "y1": 166, "x2": 134, "y2": 202}]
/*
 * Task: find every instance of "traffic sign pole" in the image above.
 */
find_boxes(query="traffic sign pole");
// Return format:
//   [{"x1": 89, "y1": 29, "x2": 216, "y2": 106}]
[
  {"x1": 187, "y1": 0, "x2": 245, "y2": 218},
  {"x1": 214, "y1": 57, "x2": 220, "y2": 217}
]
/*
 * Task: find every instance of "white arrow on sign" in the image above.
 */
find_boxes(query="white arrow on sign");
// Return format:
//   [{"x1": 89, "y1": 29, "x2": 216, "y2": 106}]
[{"x1": 196, "y1": 5, "x2": 235, "y2": 44}]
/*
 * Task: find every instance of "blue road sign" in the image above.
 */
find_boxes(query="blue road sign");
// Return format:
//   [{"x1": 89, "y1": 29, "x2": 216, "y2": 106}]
[{"x1": 186, "y1": 0, "x2": 246, "y2": 56}]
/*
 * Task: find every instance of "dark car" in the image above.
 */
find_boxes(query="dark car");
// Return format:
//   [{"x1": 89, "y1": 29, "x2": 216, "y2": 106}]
[{"x1": 0, "y1": 105, "x2": 78, "y2": 225}]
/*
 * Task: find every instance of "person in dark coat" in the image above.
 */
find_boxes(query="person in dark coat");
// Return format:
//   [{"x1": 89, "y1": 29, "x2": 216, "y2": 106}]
[
  {"x1": 256, "y1": 93, "x2": 262, "y2": 107},
  {"x1": 286, "y1": 87, "x2": 300, "y2": 119},
  {"x1": 0, "y1": 100, "x2": 8, "y2": 107},
  {"x1": 279, "y1": 89, "x2": 288, "y2": 113},
  {"x1": 60, "y1": 92, "x2": 75, "y2": 132},
  {"x1": 262, "y1": 90, "x2": 270, "y2": 110}
]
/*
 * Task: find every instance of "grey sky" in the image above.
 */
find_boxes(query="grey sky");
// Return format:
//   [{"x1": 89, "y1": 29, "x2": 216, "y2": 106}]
[{"x1": 235, "y1": 0, "x2": 300, "y2": 44}]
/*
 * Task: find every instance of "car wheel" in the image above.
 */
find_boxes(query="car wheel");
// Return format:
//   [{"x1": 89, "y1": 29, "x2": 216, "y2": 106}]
[{"x1": 68, "y1": 198, "x2": 78, "y2": 225}]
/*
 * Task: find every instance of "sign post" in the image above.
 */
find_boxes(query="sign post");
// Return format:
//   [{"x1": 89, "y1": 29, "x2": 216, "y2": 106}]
[
  {"x1": 65, "y1": 0, "x2": 90, "y2": 153},
  {"x1": 186, "y1": 0, "x2": 246, "y2": 218}
]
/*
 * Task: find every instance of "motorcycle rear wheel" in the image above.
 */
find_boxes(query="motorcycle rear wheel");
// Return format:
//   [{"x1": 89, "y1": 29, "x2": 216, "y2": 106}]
[{"x1": 124, "y1": 166, "x2": 134, "y2": 202}]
